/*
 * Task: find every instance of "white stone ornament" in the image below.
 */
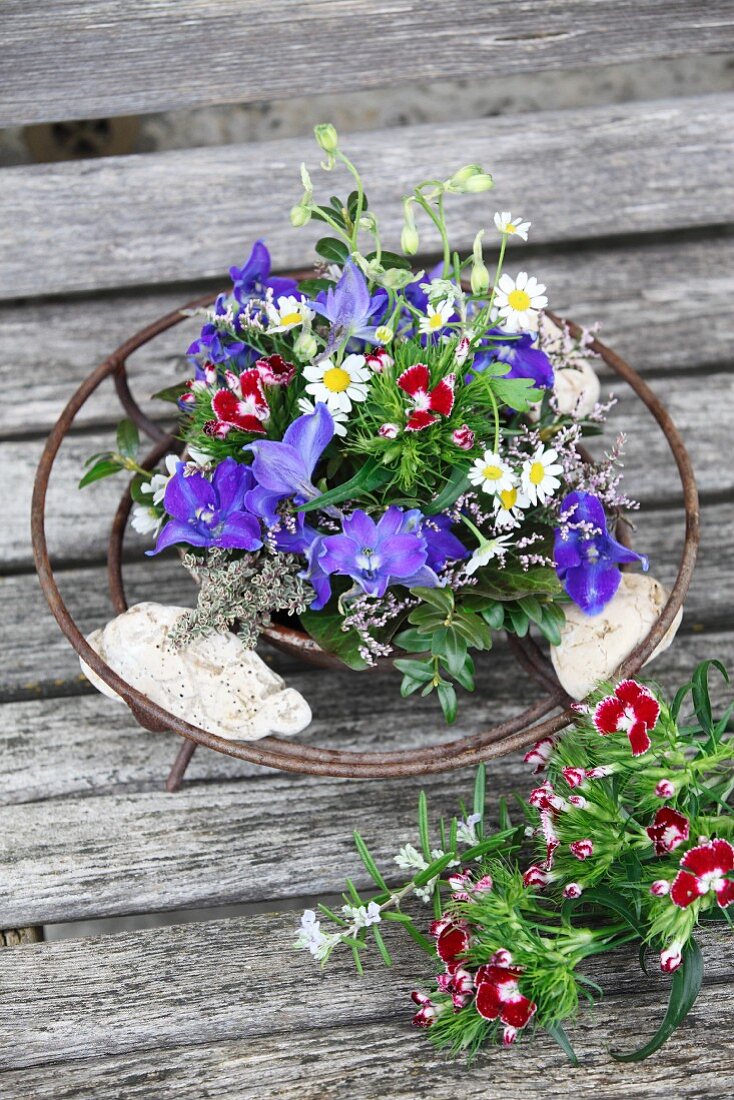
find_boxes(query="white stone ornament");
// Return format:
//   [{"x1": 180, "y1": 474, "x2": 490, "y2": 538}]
[
  {"x1": 80, "y1": 602, "x2": 312, "y2": 741},
  {"x1": 550, "y1": 574, "x2": 683, "y2": 700}
]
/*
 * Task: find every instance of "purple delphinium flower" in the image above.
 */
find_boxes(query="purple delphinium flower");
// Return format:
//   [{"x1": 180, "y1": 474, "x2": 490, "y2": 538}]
[
  {"x1": 186, "y1": 293, "x2": 254, "y2": 368},
  {"x1": 229, "y1": 239, "x2": 299, "y2": 305},
  {"x1": 273, "y1": 515, "x2": 332, "y2": 610},
  {"x1": 421, "y1": 514, "x2": 470, "y2": 570},
  {"x1": 320, "y1": 506, "x2": 440, "y2": 598},
  {"x1": 554, "y1": 491, "x2": 648, "y2": 615},
  {"x1": 148, "y1": 457, "x2": 262, "y2": 555},
  {"x1": 311, "y1": 261, "x2": 387, "y2": 346},
  {"x1": 245, "y1": 403, "x2": 335, "y2": 523},
  {"x1": 472, "y1": 330, "x2": 554, "y2": 390}
]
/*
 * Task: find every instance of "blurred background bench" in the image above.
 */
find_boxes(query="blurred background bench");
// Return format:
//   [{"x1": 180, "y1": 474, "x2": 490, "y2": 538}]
[{"x1": 1, "y1": 2, "x2": 733, "y2": 1095}]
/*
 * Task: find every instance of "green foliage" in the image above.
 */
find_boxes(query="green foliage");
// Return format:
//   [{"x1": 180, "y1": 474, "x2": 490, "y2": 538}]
[{"x1": 79, "y1": 418, "x2": 147, "y2": 488}]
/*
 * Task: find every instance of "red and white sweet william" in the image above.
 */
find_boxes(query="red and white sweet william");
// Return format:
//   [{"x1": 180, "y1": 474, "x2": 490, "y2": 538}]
[
  {"x1": 397, "y1": 363, "x2": 455, "y2": 431},
  {"x1": 562, "y1": 766, "x2": 586, "y2": 789},
  {"x1": 563, "y1": 882, "x2": 584, "y2": 899},
  {"x1": 670, "y1": 838, "x2": 734, "y2": 909},
  {"x1": 473, "y1": 961, "x2": 537, "y2": 1043},
  {"x1": 646, "y1": 808, "x2": 690, "y2": 856},
  {"x1": 650, "y1": 879, "x2": 671, "y2": 897},
  {"x1": 432, "y1": 919, "x2": 470, "y2": 968},
  {"x1": 523, "y1": 736, "x2": 555, "y2": 774},
  {"x1": 659, "y1": 941, "x2": 684, "y2": 974},
  {"x1": 411, "y1": 990, "x2": 442, "y2": 1027},
  {"x1": 569, "y1": 838, "x2": 594, "y2": 860},
  {"x1": 523, "y1": 864, "x2": 551, "y2": 888},
  {"x1": 655, "y1": 779, "x2": 676, "y2": 799},
  {"x1": 593, "y1": 679, "x2": 661, "y2": 756},
  {"x1": 208, "y1": 367, "x2": 269, "y2": 436},
  {"x1": 364, "y1": 346, "x2": 393, "y2": 373}
]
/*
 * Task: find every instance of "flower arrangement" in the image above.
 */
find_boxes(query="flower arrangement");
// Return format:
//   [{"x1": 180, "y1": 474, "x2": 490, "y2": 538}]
[
  {"x1": 81, "y1": 123, "x2": 650, "y2": 724},
  {"x1": 296, "y1": 661, "x2": 733, "y2": 1062}
]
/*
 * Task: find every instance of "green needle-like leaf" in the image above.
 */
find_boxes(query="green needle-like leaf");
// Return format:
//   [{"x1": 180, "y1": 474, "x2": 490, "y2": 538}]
[{"x1": 353, "y1": 831, "x2": 389, "y2": 891}]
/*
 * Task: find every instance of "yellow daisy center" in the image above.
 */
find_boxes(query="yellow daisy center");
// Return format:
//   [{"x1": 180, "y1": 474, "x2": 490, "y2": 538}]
[
  {"x1": 482, "y1": 464, "x2": 503, "y2": 481},
  {"x1": 429, "y1": 312, "x2": 444, "y2": 330},
  {"x1": 322, "y1": 366, "x2": 351, "y2": 393},
  {"x1": 499, "y1": 487, "x2": 518, "y2": 509},
  {"x1": 529, "y1": 461, "x2": 545, "y2": 486},
  {"x1": 506, "y1": 222, "x2": 516, "y2": 233},
  {"x1": 507, "y1": 289, "x2": 531, "y2": 312},
  {"x1": 280, "y1": 311, "x2": 303, "y2": 327}
]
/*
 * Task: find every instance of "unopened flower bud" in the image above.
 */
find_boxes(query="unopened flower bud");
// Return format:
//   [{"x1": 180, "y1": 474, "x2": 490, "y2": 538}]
[
  {"x1": 374, "y1": 325, "x2": 394, "y2": 345},
  {"x1": 378, "y1": 422, "x2": 400, "y2": 439},
  {"x1": 401, "y1": 198, "x2": 419, "y2": 255},
  {"x1": 463, "y1": 171, "x2": 494, "y2": 193},
  {"x1": 563, "y1": 882, "x2": 583, "y2": 899},
  {"x1": 470, "y1": 258, "x2": 490, "y2": 295},
  {"x1": 447, "y1": 164, "x2": 494, "y2": 193},
  {"x1": 660, "y1": 941, "x2": 683, "y2": 973},
  {"x1": 314, "y1": 123, "x2": 338, "y2": 153},
  {"x1": 569, "y1": 839, "x2": 594, "y2": 860},
  {"x1": 452, "y1": 425, "x2": 475, "y2": 451},
  {"x1": 655, "y1": 779, "x2": 676, "y2": 799},
  {"x1": 293, "y1": 330, "x2": 318, "y2": 362},
  {"x1": 290, "y1": 204, "x2": 311, "y2": 227},
  {"x1": 650, "y1": 880, "x2": 671, "y2": 897}
]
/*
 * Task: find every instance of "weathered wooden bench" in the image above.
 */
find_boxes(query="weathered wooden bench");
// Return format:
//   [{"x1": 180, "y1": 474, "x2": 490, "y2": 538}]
[{"x1": 1, "y1": 3, "x2": 734, "y2": 1095}]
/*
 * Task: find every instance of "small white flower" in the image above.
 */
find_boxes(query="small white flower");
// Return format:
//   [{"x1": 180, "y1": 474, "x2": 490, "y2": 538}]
[
  {"x1": 493, "y1": 484, "x2": 531, "y2": 528},
  {"x1": 521, "y1": 446, "x2": 563, "y2": 505},
  {"x1": 130, "y1": 502, "x2": 162, "y2": 536},
  {"x1": 494, "y1": 272, "x2": 547, "y2": 332},
  {"x1": 394, "y1": 843, "x2": 428, "y2": 873},
  {"x1": 342, "y1": 901, "x2": 382, "y2": 929},
  {"x1": 297, "y1": 395, "x2": 349, "y2": 437},
  {"x1": 419, "y1": 278, "x2": 456, "y2": 302},
  {"x1": 493, "y1": 211, "x2": 531, "y2": 241},
  {"x1": 464, "y1": 534, "x2": 514, "y2": 577},
  {"x1": 303, "y1": 353, "x2": 370, "y2": 414},
  {"x1": 468, "y1": 450, "x2": 515, "y2": 495},
  {"x1": 418, "y1": 298, "x2": 454, "y2": 336},
  {"x1": 457, "y1": 813, "x2": 482, "y2": 846},
  {"x1": 186, "y1": 445, "x2": 213, "y2": 468},
  {"x1": 295, "y1": 909, "x2": 338, "y2": 961},
  {"x1": 266, "y1": 294, "x2": 314, "y2": 333},
  {"x1": 140, "y1": 453, "x2": 179, "y2": 506}
]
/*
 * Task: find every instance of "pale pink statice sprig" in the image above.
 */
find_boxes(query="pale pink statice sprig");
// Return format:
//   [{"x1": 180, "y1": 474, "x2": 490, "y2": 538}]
[
  {"x1": 342, "y1": 591, "x2": 417, "y2": 666},
  {"x1": 558, "y1": 426, "x2": 640, "y2": 515}
]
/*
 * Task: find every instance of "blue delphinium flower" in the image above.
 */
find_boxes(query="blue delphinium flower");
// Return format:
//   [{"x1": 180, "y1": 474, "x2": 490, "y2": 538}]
[
  {"x1": 554, "y1": 491, "x2": 648, "y2": 615},
  {"x1": 420, "y1": 514, "x2": 470, "y2": 570},
  {"x1": 311, "y1": 261, "x2": 387, "y2": 346},
  {"x1": 472, "y1": 330, "x2": 554, "y2": 390},
  {"x1": 187, "y1": 294, "x2": 251, "y2": 365},
  {"x1": 148, "y1": 457, "x2": 262, "y2": 555},
  {"x1": 320, "y1": 506, "x2": 441, "y2": 599},
  {"x1": 229, "y1": 239, "x2": 300, "y2": 305},
  {"x1": 245, "y1": 402, "x2": 335, "y2": 523}
]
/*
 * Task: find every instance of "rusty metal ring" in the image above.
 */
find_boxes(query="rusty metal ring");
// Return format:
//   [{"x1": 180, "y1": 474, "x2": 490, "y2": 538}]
[{"x1": 32, "y1": 290, "x2": 700, "y2": 778}]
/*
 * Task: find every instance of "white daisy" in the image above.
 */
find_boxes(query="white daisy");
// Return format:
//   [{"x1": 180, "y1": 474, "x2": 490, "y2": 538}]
[
  {"x1": 494, "y1": 272, "x2": 547, "y2": 332},
  {"x1": 493, "y1": 211, "x2": 531, "y2": 241},
  {"x1": 140, "y1": 453, "x2": 179, "y2": 506},
  {"x1": 298, "y1": 395, "x2": 349, "y2": 437},
  {"x1": 521, "y1": 446, "x2": 563, "y2": 505},
  {"x1": 493, "y1": 483, "x2": 531, "y2": 528},
  {"x1": 464, "y1": 533, "x2": 514, "y2": 577},
  {"x1": 418, "y1": 298, "x2": 454, "y2": 336},
  {"x1": 468, "y1": 450, "x2": 515, "y2": 495},
  {"x1": 303, "y1": 353, "x2": 370, "y2": 414},
  {"x1": 266, "y1": 294, "x2": 314, "y2": 333}
]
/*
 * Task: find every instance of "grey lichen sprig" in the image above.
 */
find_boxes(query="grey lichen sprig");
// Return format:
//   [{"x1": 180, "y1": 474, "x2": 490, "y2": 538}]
[{"x1": 172, "y1": 547, "x2": 311, "y2": 648}]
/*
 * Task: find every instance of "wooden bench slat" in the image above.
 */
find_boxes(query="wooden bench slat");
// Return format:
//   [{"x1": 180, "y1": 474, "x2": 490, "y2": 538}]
[
  {"x1": 5, "y1": 367, "x2": 732, "y2": 570},
  {"x1": 0, "y1": 910, "x2": 729, "y2": 1076},
  {"x1": 2, "y1": 94, "x2": 733, "y2": 301},
  {"x1": 2, "y1": 234, "x2": 732, "y2": 438},
  {"x1": 2, "y1": 1, "x2": 733, "y2": 128},
  {"x1": 0, "y1": 627, "x2": 731, "y2": 926},
  {"x1": 1, "y1": 628, "x2": 730, "y2": 809}
]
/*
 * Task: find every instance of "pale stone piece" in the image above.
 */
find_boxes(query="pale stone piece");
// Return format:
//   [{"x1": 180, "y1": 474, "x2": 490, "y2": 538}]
[
  {"x1": 550, "y1": 574, "x2": 683, "y2": 699},
  {"x1": 80, "y1": 602, "x2": 312, "y2": 741}
]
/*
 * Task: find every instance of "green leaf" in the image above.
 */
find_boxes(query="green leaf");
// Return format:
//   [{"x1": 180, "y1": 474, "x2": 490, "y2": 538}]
[
  {"x1": 400, "y1": 675, "x2": 427, "y2": 698},
  {"x1": 424, "y1": 467, "x2": 471, "y2": 515},
  {"x1": 369, "y1": 249, "x2": 411, "y2": 271},
  {"x1": 299, "y1": 608, "x2": 369, "y2": 671},
  {"x1": 393, "y1": 628, "x2": 431, "y2": 653},
  {"x1": 78, "y1": 458, "x2": 122, "y2": 489},
  {"x1": 506, "y1": 605, "x2": 529, "y2": 638},
  {"x1": 481, "y1": 602, "x2": 505, "y2": 630},
  {"x1": 152, "y1": 382, "x2": 190, "y2": 404},
  {"x1": 452, "y1": 655, "x2": 475, "y2": 692},
  {"x1": 472, "y1": 566, "x2": 562, "y2": 602},
  {"x1": 315, "y1": 237, "x2": 350, "y2": 264},
  {"x1": 409, "y1": 606, "x2": 447, "y2": 633},
  {"x1": 518, "y1": 595, "x2": 544, "y2": 625},
  {"x1": 418, "y1": 790, "x2": 431, "y2": 861},
  {"x1": 432, "y1": 626, "x2": 467, "y2": 677},
  {"x1": 692, "y1": 659, "x2": 729, "y2": 741},
  {"x1": 297, "y1": 458, "x2": 391, "y2": 513},
  {"x1": 116, "y1": 418, "x2": 139, "y2": 460},
  {"x1": 394, "y1": 657, "x2": 433, "y2": 682},
  {"x1": 612, "y1": 939, "x2": 703, "y2": 1061},
  {"x1": 412, "y1": 586, "x2": 454, "y2": 613},
  {"x1": 581, "y1": 887, "x2": 645, "y2": 934},
  {"x1": 473, "y1": 763, "x2": 486, "y2": 837},
  {"x1": 437, "y1": 681, "x2": 458, "y2": 724},
  {"x1": 297, "y1": 277, "x2": 335, "y2": 296},
  {"x1": 537, "y1": 606, "x2": 563, "y2": 646},
  {"x1": 353, "y1": 831, "x2": 389, "y2": 892},
  {"x1": 382, "y1": 911, "x2": 435, "y2": 955},
  {"x1": 490, "y1": 376, "x2": 542, "y2": 412},
  {"x1": 545, "y1": 1022, "x2": 579, "y2": 1067},
  {"x1": 371, "y1": 925, "x2": 393, "y2": 967},
  {"x1": 452, "y1": 612, "x2": 492, "y2": 650},
  {"x1": 412, "y1": 851, "x2": 454, "y2": 887}
]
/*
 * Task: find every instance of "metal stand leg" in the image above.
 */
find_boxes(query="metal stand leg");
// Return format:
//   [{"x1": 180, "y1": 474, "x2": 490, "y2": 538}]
[{"x1": 166, "y1": 739, "x2": 197, "y2": 792}]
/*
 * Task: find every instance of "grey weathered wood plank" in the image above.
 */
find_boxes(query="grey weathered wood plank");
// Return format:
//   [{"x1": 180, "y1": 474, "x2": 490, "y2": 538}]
[
  {"x1": 3, "y1": 94, "x2": 733, "y2": 300},
  {"x1": 0, "y1": 624, "x2": 731, "y2": 927},
  {"x1": 4, "y1": 495, "x2": 732, "y2": 701},
  {"x1": 1, "y1": 627, "x2": 730, "y2": 809},
  {"x1": 2, "y1": 0, "x2": 733, "y2": 127},
  {"x1": 8, "y1": 369, "x2": 733, "y2": 570},
  {"x1": 2, "y1": 234, "x2": 732, "y2": 438},
  {"x1": 0, "y1": 909, "x2": 729, "y2": 1080}
]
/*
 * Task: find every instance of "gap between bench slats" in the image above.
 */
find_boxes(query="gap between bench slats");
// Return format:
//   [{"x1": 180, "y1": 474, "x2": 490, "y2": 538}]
[{"x1": 1, "y1": 94, "x2": 733, "y2": 300}]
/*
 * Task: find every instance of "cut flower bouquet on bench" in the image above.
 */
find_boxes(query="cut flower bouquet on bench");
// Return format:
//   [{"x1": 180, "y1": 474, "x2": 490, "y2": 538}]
[{"x1": 79, "y1": 123, "x2": 676, "y2": 734}]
